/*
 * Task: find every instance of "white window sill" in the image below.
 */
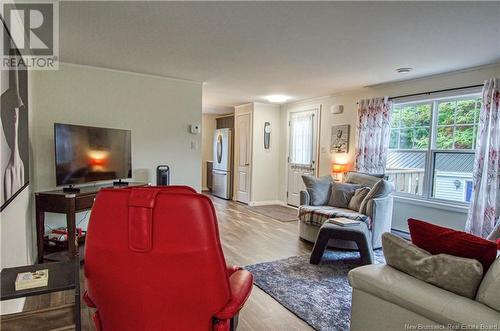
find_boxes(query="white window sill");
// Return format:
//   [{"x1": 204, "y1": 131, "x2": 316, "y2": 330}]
[{"x1": 393, "y1": 195, "x2": 469, "y2": 214}]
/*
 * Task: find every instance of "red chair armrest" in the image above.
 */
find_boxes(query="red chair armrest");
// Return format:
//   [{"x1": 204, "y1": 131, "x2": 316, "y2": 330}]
[
  {"x1": 215, "y1": 269, "x2": 253, "y2": 320},
  {"x1": 83, "y1": 291, "x2": 96, "y2": 308},
  {"x1": 92, "y1": 312, "x2": 103, "y2": 331},
  {"x1": 226, "y1": 265, "x2": 242, "y2": 277}
]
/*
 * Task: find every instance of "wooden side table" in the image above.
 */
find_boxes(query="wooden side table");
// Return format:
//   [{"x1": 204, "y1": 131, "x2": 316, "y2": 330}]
[
  {"x1": 35, "y1": 183, "x2": 146, "y2": 263},
  {"x1": 0, "y1": 260, "x2": 81, "y2": 331}
]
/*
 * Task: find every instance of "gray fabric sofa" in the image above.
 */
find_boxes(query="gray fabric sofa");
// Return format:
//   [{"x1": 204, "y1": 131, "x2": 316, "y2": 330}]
[
  {"x1": 299, "y1": 172, "x2": 393, "y2": 249},
  {"x1": 348, "y1": 256, "x2": 500, "y2": 330}
]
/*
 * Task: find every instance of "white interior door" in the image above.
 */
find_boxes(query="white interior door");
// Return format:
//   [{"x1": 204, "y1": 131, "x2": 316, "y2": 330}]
[
  {"x1": 287, "y1": 110, "x2": 318, "y2": 206},
  {"x1": 235, "y1": 113, "x2": 251, "y2": 204}
]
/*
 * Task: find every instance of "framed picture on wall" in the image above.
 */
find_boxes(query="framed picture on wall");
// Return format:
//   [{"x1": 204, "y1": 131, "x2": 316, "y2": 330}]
[
  {"x1": 1, "y1": 22, "x2": 29, "y2": 211},
  {"x1": 330, "y1": 124, "x2": 349, "y2": 153}
]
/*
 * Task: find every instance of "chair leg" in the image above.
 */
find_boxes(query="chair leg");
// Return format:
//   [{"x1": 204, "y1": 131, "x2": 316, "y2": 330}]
[
  {"x1": 355, "y1": 235, "x2": 374, "y2": 265},
  {"x1": 310, "y1": 232, "x2": 330, "y2": 264},
  {"x1": 214, "y1": 319, "x2": 230, "y2": 331},
  {"x1": 230, "y1": 314, "x2": 239, "y2": 331}
]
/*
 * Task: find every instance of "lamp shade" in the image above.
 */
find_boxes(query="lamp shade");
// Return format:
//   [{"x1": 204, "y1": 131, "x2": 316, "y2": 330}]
[{"x1": 332, "y1": 163, "x2": 347, "y2": 174}]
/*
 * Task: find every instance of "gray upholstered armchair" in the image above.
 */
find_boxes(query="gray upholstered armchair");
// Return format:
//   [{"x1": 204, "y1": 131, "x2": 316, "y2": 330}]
[{"x1": 298, "y1": 172, "x2": 393, "y2": 249}]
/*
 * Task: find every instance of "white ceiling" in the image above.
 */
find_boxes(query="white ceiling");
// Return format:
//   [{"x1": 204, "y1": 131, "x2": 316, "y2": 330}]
[{"x1": 60, "y1": 1, "x2": 500, "y2": 114}]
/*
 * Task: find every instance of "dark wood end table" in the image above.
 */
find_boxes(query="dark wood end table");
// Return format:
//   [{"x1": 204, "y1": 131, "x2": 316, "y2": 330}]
[
  {"x1": 0, "y1": 260, "x2": 81, "y2": 331},
  {"x1": 35, "y1": 182, "x2": 147, "y2": 263}
]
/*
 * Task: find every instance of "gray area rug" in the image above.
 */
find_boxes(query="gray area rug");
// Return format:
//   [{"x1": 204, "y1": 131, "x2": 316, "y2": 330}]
[
  {"x1": 247, "y1": 205, "x2": 298, "y2": 222},
  {"x1": 245, "y1": 250, "x2": 385, "y2": 331}
]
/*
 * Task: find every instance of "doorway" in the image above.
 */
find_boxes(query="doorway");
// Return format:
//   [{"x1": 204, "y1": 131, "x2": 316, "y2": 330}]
[
  {"x1": 286, "y1": 108, "x2": 320, "y2": 206},
  {"x1": 234, "y1": 112, "x2": 252, "y2": 204}
]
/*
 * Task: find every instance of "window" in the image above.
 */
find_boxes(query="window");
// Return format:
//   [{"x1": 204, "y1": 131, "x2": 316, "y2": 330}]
[
  {"x1": 289, "y1": 111, "x2": 315, "y2": 166},
  {"x1": 390, "y1": 103, "x2": 431, "y2": 150},
  {"x1": 436, "y1": 99, "x2": 481, "y2": 150},
  {"x1": 386, "y1": 93, "x2": 481, "y2": 204}
]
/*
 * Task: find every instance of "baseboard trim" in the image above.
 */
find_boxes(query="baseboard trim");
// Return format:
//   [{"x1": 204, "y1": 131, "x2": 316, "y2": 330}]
[
  {"x1": 391, "y1": 228, "x2": 410, "y2": 240},
  {"x1": 248, "y1": 200, "x2": 286, "y2": 207}
]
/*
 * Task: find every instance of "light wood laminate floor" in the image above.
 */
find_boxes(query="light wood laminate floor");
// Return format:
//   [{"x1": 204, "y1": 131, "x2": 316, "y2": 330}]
[{"x1": 2, "y1": 194, "x2": 314, "y2": 331}]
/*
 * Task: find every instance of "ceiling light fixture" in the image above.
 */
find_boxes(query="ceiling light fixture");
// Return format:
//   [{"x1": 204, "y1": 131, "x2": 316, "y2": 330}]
[
  {"x1": 265, "y1": 95, "x2": 290, "y2": 103},
  {"x1": 396, "y1": 67, "x2": 413, "y2": 74}
]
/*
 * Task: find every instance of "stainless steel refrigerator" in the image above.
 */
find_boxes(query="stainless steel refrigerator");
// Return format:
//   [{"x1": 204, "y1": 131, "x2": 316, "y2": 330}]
[{"x1": 212, "y1": 128, "x2": 232, "y2": 199}]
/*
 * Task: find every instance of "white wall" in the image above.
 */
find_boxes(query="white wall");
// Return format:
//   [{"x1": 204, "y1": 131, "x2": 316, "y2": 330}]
[
  {"x1": 32, "y1": 63, "x2": 202, "y2": 191},
  {"x1": 251, "y1": 103, "x2": 281, "y2": 204},
  {"x1": 29, "y1": 63, "x2": 202, "y2": 230},
  {"x1": 0, "y1": 5, "x2": 33, "y2": 313},
  {"x1": 201, "y1": 114, "x2": 217, "y2": 190},
  {"x1": 233, "y1": 103, "x2": 281, "y2": 204},
  {"x1": 1, "y1": 62, "x2": 202, "y2": 314},
  {"x1": 0, "y1": 185, "x2": 31, "y2": 315},
  {"x1": 281, "y1": 63, "x2": 500, "y2": 231}
]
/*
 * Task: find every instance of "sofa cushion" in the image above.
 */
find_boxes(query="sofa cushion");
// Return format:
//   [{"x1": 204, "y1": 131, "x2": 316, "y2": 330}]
[
  {"x1": 408, "y1": 219, "x2": 498, "y2": 272},
  {"x1": 298, "y1": 205, "x2": 371, "y2": 229},
  {"x1": 382, "y1": 233, "x2": 483, "y2": 299},
  {"x1": 301, "y1": 175, "x2": 332, "y2": 206},
  {"x1": 348, "y1": 187, "x2": 371, "y2": 212},
  {"x1": 345, "y1": 172, "x2": 383, "y2": 188},
  {"x1": 328, "y1": 182, "x2": 360, "y2": 208},
  {"x1": 359, "y1": 179, "x2": 393, "y2": 214},
  {"x1": 348, "y1": 264, "x2": 500, "y2": 327},
  {"x1": 476, "y1": 257, "x2": 500, "y2": 311}
]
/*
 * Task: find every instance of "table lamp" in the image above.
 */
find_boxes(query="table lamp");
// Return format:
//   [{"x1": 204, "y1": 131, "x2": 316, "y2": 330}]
[{"x1": 332, "y1": 163, "x2": 347, "y2": 181}]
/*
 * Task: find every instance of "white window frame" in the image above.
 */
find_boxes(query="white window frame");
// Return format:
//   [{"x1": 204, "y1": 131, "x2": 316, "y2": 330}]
[
  {"x1": 389, "y1": 88, "x2": 481, "y2": 206},
  {"x1": 289, "y1": 110, "x2": 316, "y2": 168}
]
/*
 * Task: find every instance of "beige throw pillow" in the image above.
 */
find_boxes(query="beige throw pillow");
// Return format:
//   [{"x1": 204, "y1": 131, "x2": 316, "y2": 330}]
[
  {"x1": 345, "y1": 172, "x2": 383, "y2": 187},
  {"x1": 348, "y1": 187, "x2": 370, "y2": 211},
  {"x1": 359, "y1": 179, "x2": 393, "y2": 214},
  {"x1": 476, "y1": 256, "x2": 500, "y2": 311},
  {"x1": 382, "y1": 232, "x2": 483, "y2": 299}
]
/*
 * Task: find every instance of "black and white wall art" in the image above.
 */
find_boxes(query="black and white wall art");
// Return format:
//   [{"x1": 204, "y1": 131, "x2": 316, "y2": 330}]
[
  {"x1": 1, "y1": 26, "x2": 29, "y2": 211},
  {"x1": 330, "y1": 124, "x2": 349, "y2": 153}
]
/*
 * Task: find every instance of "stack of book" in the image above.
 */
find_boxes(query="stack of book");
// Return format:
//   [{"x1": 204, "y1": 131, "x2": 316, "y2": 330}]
[{"x1": 15, "y1": 269, "x2": 49, "y2": 291}]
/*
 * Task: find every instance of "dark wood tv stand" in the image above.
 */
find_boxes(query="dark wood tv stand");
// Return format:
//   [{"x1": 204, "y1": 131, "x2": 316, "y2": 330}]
[{"x1": 35, "y1": 182, "x2": 146, "y2": 263}]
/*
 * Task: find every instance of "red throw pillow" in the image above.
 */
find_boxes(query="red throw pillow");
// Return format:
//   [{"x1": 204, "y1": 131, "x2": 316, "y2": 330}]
[
  {"x1": 408, "y1": 218, "x2": 498, "y2": 272},
  {"x1": 497, "y1": 238, "x2": 500, "y2": 250}
]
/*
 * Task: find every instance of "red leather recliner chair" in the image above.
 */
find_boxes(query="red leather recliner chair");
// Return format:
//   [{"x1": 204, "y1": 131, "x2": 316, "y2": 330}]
[{"x1": 84, "y1": 186, "x2": 253, "y2": 331}]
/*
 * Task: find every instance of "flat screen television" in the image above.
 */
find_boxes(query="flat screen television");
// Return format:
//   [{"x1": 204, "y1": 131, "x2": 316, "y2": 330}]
[{"x1": 54, "y1": 123, "x2": 132, "y2": 186}]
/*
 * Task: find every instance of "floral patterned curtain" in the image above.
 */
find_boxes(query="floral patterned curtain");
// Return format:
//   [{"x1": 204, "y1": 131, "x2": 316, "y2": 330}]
[
  {"x1": 466, "y1": 78, "x2": 500, "y2": 239},
  {"x1": 355, "y1": 97, "x2": 392, "y2": 174}
]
